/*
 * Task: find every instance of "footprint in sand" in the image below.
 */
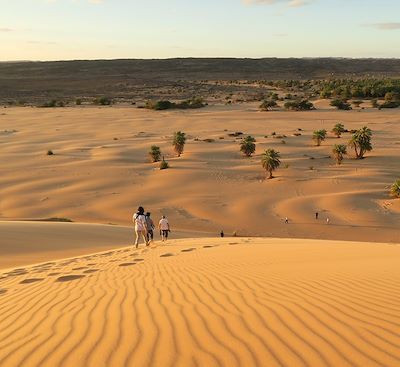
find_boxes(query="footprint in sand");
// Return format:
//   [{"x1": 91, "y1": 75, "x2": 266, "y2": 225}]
[
  {"x1": 56, "y1": 275, "x2": 85, "y2": 282},
  {"x1": 20, "y1": 278, "x2": 44, "y2": 284},
  {"x1": 119, "y1": 263, "x2": 136, "y2": 267},
  {"x1": 181, "y1": 248, "x2": 196, "y2": 253},
  {"x1": 229, "y1": 242, "x2": 239, "y2": 245},
  {"x1": 203, "y1": 245, "x2": 214, "y2": 249},
  {"x1": 72, "y1": 267, "x2": 88, "y2": 271},
  {"x1": 83, "y1": 269, "x2": 99, "y2": 273},
  {"x1": 133, "y1": 258, "x2": 144, "y2": 262},
  {"x1": 160, "y1": 253, "x2": 175, "y2": 258},
  {"x1": 0, "y1": 289, "x2": 7, "y2": 294},
  {"x1": 87, "y1": 263, "x2": 96, "y2": 266}
]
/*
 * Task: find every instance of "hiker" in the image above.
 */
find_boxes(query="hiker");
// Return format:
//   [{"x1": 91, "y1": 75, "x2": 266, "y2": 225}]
[
  {"x1": 285, "y1": 217, "x2": 289, "y2": 224},
  {"x1": 159, "y1": 215, "x2": 170, "y2": 242},
  {"x1": 326, "y1": 217, "x2": 330, "y2": 224},
  {"x1": 220, "y1": 230, "x2": 224, "y2": 238},
  {"x1": 315, "y1": 212, "x2": 319, "y2": 220},
  {"x1": 145, "y1": 212, "x2": 155, "y2": 243},
  {"x1": 133, "y1": 206, "x2": 148, "y2": 248}
]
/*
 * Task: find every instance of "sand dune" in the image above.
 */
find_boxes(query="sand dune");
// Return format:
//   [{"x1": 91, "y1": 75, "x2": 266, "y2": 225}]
[
  {"x1": 0, "y1": 237, "x2": 399, "y2": 367},
  {"x1": 1, "y1": 105, "x2": 399, "y2": 243}
]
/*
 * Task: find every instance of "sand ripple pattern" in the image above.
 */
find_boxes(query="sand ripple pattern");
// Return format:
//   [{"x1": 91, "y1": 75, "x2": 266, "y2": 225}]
[{"x1": 0, "y1": 238, "x2": 399, "y2": 367}]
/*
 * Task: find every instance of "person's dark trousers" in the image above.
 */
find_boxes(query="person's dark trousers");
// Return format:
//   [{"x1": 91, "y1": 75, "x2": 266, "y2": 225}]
[{"x1": 147, "y1": 230, "x2": 154, "y2": 242}]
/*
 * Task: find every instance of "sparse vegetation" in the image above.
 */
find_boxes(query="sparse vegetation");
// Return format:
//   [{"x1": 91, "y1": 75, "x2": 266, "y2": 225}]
[
  {"x1": 313, "y1": 129, "x2": 327, "y2": 146},
  {"x1": 47, "y1": 150, "x2": 54, "y2": 156},
  {"x1": 172, "y1": 131, "x2": 186, "y2": 157},
  {"x1": 94, "y1": 97, "x2": 113, "y2": 106},
  {"x1": 332, "y1": 144, "x2": 347, "y2": 165},
  {"x1": 160, "y1": 157, "x2": 169, "y2": 170},
  {"x1": 261, "y1": 149, "x2": 281, "y2": 179},
  {"x1": 330, "y1": 99, "x2": 352, "y2": 110},
  {"x1": 332, "y1": 123, "x2": 346, "y2": 138},
  {"x1": 284, "y1": 99, "x2": 315, "y2": 111},
  {"x1": 348, "y1": 126, "x2": 372, "y2": 159},
  {"x1": 240, "y1": 136, "x2": 256, "y2": 157},
  {"x1": 390, "y1": 179, "x2": 400, "y2": 198},
  {"x1": 149, "y1": 145, "x2": 162, "y2": 162},
  {"x1": 260, "y1": 100, "x2": 278, "y2": 111},
  {"x1": 145, "y1": 97, "x2": 206, "y2": 111}
]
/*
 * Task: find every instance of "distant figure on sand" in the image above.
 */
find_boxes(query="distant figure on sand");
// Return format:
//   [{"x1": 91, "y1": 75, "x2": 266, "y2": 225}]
[
  {"x1": 159, "y1": 215, "x2": 170, "y2": 242},
  {"x1": 133, "y1": 206, "x2": 148, "y2": 248},
  {"x1": 326, "y1": 217, "x2": 330, "y2": 224},
  {"x1": 220, "y1": 230, "x2": 224, "y2": 238},
  {"x1": 145, "y1": 212, "x2": 155, "y2": 243},
  {"x1": 315, "y1": 212, "x2": 319, "y2": 220},
  {"x1": 285, "y1": 217, "x2": 289, "y2": 224}
]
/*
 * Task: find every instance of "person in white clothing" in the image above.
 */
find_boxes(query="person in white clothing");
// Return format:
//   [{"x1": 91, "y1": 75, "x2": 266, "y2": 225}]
[
  {"x1": 159, "y1": 215, "x2": 170, "y2": 242},
  {"x1": 133, "y1": 206, "x2": 148, "y2": 248}
]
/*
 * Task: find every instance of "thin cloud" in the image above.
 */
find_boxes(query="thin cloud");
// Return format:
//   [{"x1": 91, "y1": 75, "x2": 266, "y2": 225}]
[
  {"x1": 366, "y1": 22, "x2": 400, "y2": 30},
  {"x1": 0, "y1": 28, "x2": 14, "y2": 32}
]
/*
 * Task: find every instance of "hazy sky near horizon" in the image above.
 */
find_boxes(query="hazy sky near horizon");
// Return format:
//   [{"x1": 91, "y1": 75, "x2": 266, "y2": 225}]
[{"x1": 1, "y1": 0, "x2": 400, "y2": 61}]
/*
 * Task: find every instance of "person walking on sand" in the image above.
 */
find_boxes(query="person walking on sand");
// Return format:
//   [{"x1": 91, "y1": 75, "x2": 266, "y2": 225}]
[
  {"x1": 326, "y1": 217, "x2": 330, "y2": 224},
  {"x1": 315, "y1": 212, "x2": 319, "y2": 220},
  {"x1": 285, "y1": 217, "x2": 289, "y2": 224},
  {"x1": 159, "y1": 215, "x2": 170, "y2": 242},
  {"x1": 145, "y1": 212, "x2": 155, "y2": 243},
  {"x1": 133, "y1": 206, "x2": 148, "y2": 248}
]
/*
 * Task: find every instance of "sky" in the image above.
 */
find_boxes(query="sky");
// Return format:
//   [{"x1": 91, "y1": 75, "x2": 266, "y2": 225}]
[{"x1": 1, "y1": 0, "x2": 400, "y2": 61}]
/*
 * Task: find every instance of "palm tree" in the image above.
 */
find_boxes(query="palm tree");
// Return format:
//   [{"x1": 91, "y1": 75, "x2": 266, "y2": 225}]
[
  {"x1": 348, "y1": 126, "x2": 372, "y2": 159},
  {"x1": 313, "y1": 129, "x2": 327, "y2": 146},
  {"x1": 332, "y1": 144, "x2": 347, "y2": 165},
  {"x1": 332, "y1": 123, "x2": 345, "y2": 138},
  {"x1": 172, "y1": 131, "x2": 186, "y2": 157},
  {"x1": 390, "y1": 179, "x2": 400, "y2": 198},
  {"x1": 261, "y1": 149, "x2": 281, "y2": 179},
  {"x1": 148, "y1": 145, "x2": 161, "y2": 162},
  {"x1": 240, "y1": 136, "x2": 256, "y2": 157}
]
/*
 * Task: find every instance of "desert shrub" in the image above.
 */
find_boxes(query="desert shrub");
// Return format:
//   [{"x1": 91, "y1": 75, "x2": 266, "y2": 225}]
[
  {"x1": 330, "y1": 99, "x2": 352, "y2": 110},
  {"x1": 260, "y1": 100, "x2": 277, "y2": 111},
  {"x1": 76, "y1": 98, "x2": 82, "y2": 105},
  {"x1": 94, "y1": 97, "x2": 112, "y2": 106},
  {"x1": 313, "y1": 129, "x2": 327, "y2": 146},
  {"x1": 41, "y1": 99, "x2": 64, "y2": 108},
  {"x1": 284, "y1": 99, "x2": 315, "y2": 111},
  {"x1": 228, "y1": 132, "x2": 243, "y2": 137},
  {"x1": 203, "y1": 138, "x2": 215, "y2": 143},
  {"x1": 379, "y1": 101, "x2": 400, "y2": 109},
  {"x1": 47, "y1": 150, "x2": 54, "y2": 155},
  {"x1": 332, "y1": 144, "x2": 347, "y2": 165},
  {"x1": 240, "y1": 136, "x2": 256, "y2": 157},
  {"x1": 160, "y1": 157, "x2": 169, "y2": 170},
  {"x1": 172, "y1": 131, "x2": 186, "y2": 156},
  {"x1": 145, "y1": 97, "x2": 205, "y2": 111},
  {"x1": 390, "y1": 179, "x2": 400, "y2": 198},
  {"x1": 149, "y1": 145, "x2": 161, "y2": 162},
  {"x1": 331, "y1": 123, "x2": 346, "y2": 138}
]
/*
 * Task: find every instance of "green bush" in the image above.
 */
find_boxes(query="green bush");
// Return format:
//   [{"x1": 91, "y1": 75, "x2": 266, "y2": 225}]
[
  {"x1": 284, "y1": 99, "x2": 315, "y2": 111},
  {"x1": 94, "y1": 97, "x2": 113, "y2": 106},
  {"x1": 330, "y1": 99, "x2": 352, "y2": 110},
  {"x1": 160, "y1": 158, "x2": 169, "y2": 170},
  {"x1": 149, "y1": 145, "x2": 162, "y2": 162}
]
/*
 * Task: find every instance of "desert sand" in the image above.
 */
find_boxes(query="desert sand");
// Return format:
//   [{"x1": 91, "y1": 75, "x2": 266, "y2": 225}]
[
  {"x1": 0, "y1": 237, "x2": 399, "y2": 367},
  {"x1": 0, "y1": 104, "x2": 399, "y2": 244},
  {"x1": 1, "y1": 104, "x2": 400, "y2": 366}
]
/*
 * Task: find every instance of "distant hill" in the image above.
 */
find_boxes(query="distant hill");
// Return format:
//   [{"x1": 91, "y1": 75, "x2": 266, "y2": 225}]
[{"x1": 1, "y1": 58, "x2": 400, "y2": 103}]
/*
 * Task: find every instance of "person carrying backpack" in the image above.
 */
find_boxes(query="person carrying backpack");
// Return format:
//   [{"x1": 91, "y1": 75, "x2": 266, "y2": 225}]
[
  {"x1": 145, "y1": 212, "x2": 155, "y2": 243},
  {"x1": 133, "y1": 206, "x2": 148, "y2": 248}
]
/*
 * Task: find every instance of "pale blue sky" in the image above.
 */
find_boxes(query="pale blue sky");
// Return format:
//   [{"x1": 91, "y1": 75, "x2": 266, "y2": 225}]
[{"x1": 1, "y1": 0, "x2": 399, "y2": 60}]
